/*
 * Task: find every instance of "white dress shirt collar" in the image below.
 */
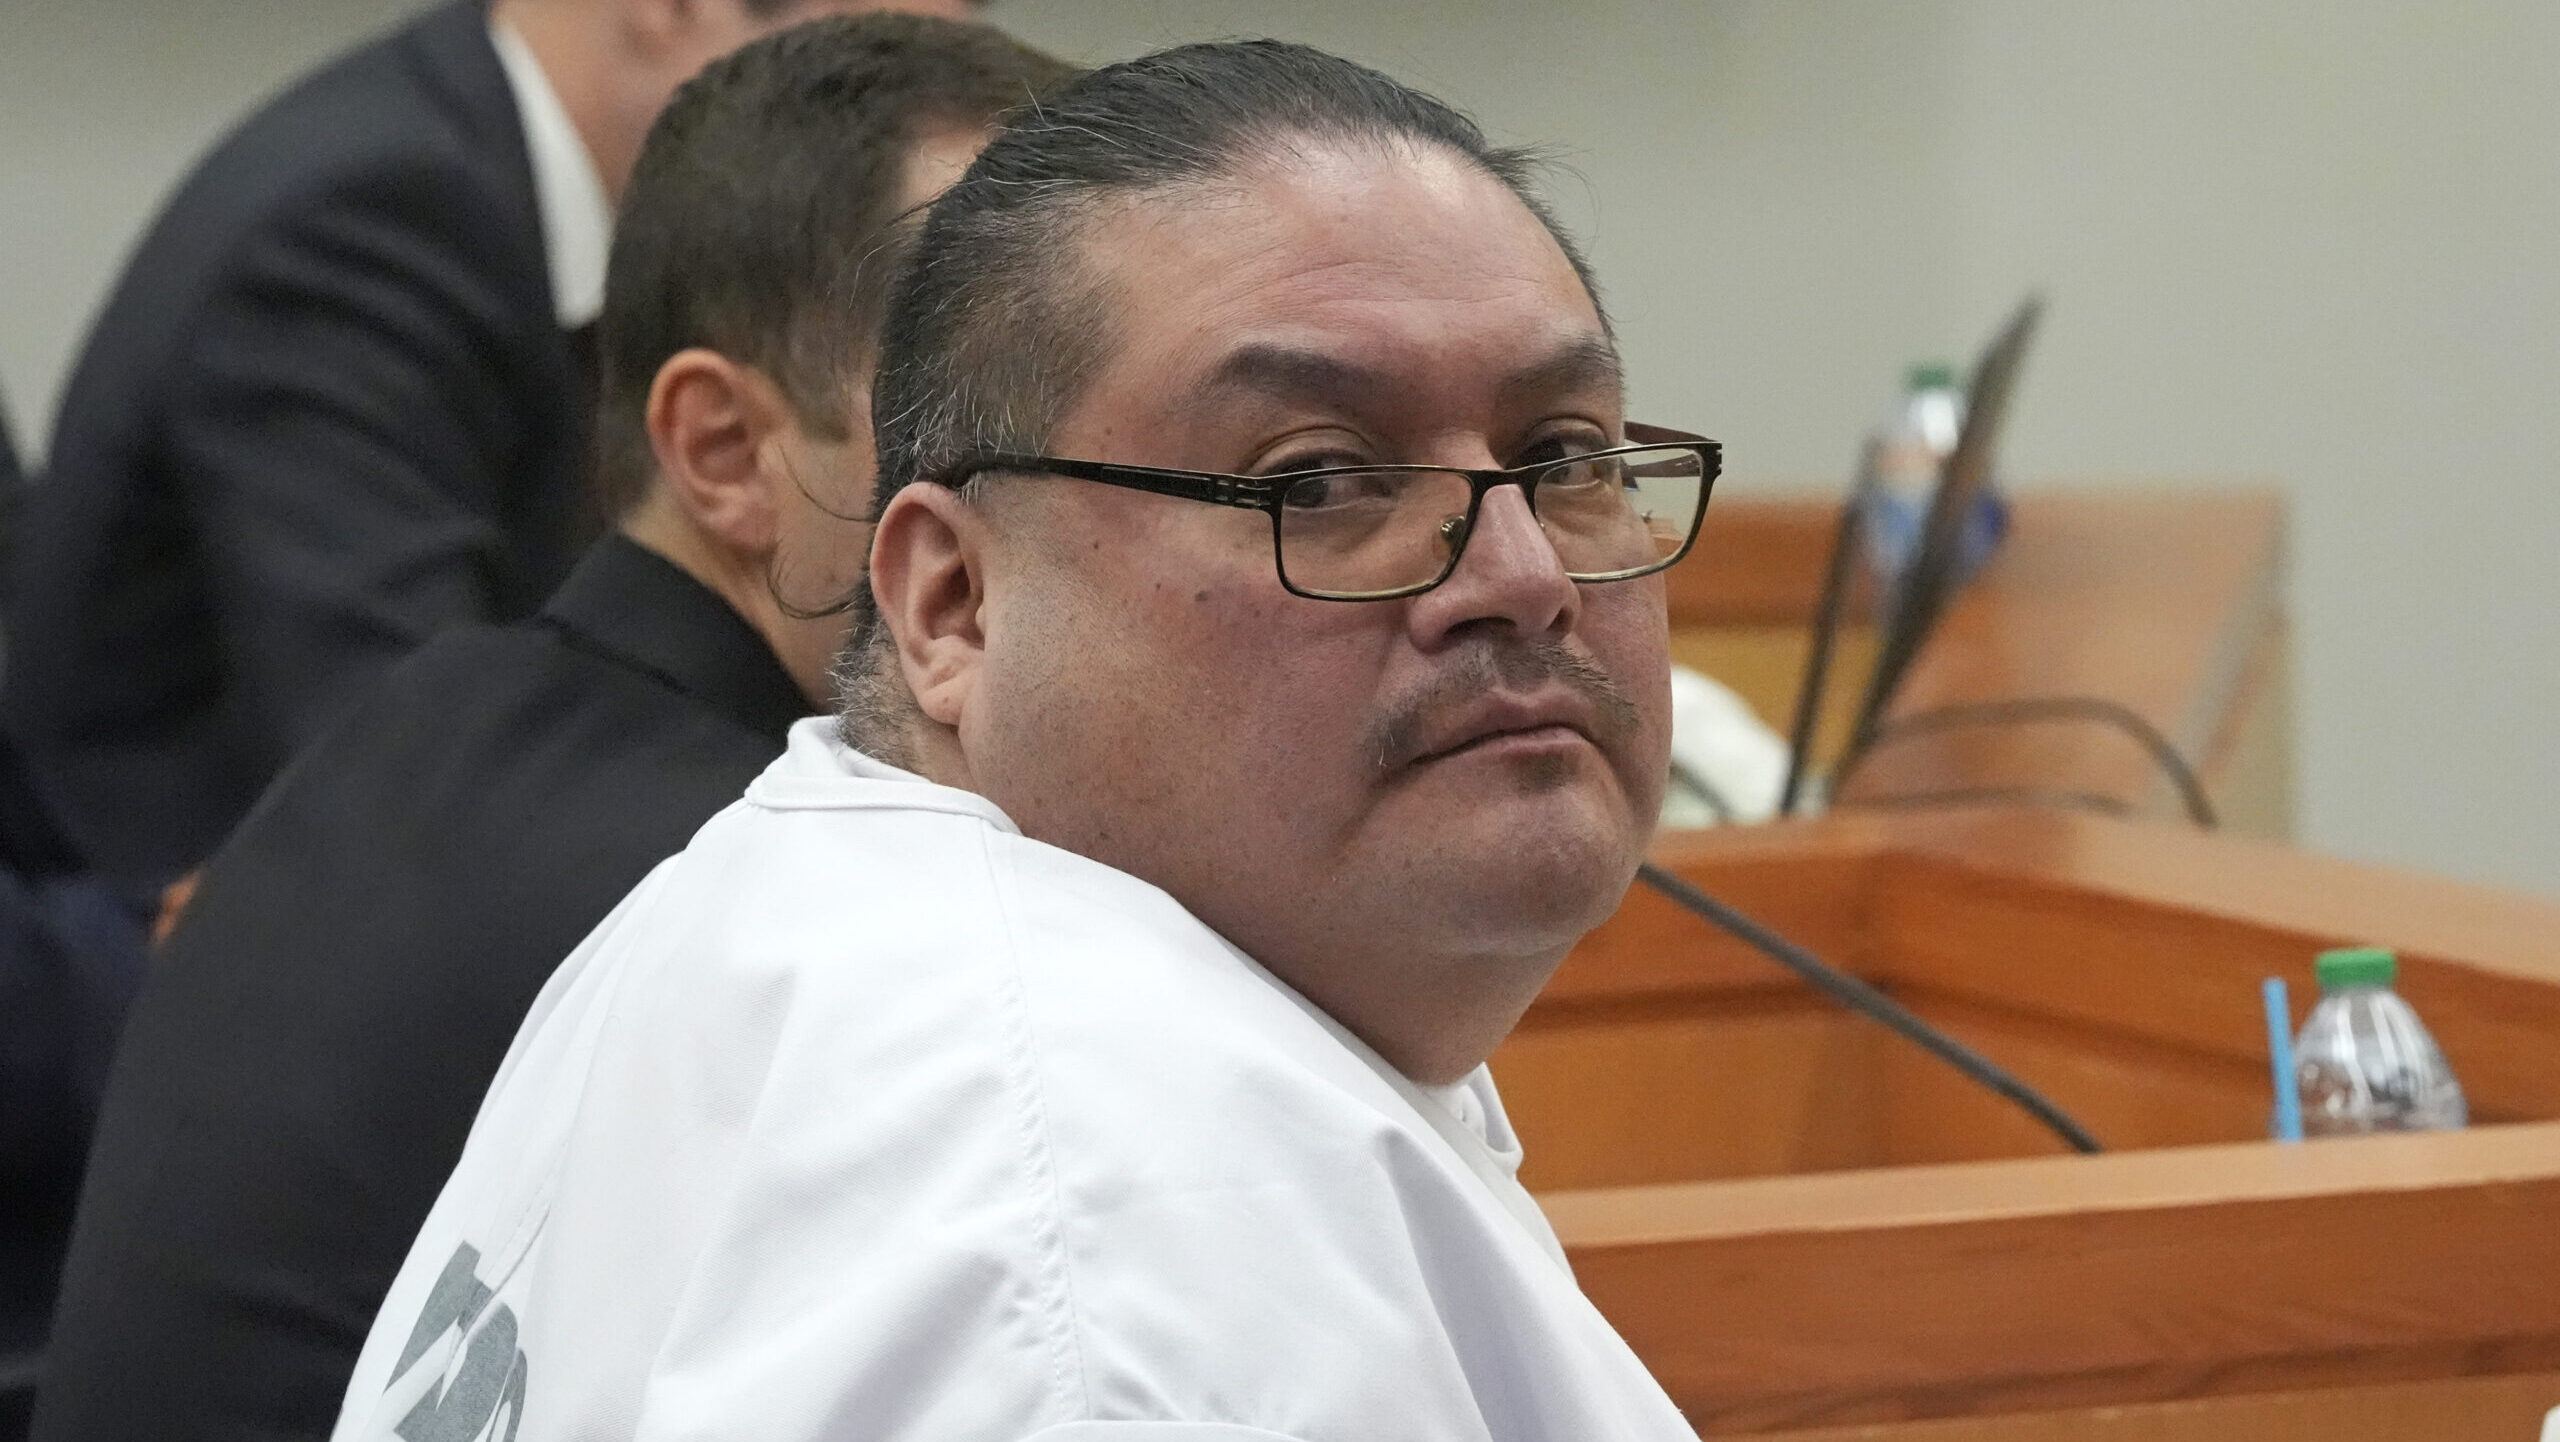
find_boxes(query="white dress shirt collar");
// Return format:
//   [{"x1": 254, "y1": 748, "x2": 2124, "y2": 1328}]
[{"x1": 489, "y1": 19, "x2": 613, "y2": 328}]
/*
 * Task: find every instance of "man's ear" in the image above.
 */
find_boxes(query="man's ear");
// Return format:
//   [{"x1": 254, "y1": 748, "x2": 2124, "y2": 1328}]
[
  {"x1": 614, "y1": 0, "x2": 693, "y2": 56},
  {"x1": 867, "y1": 483, "x2": 991, "y2": 730},
  {"x1": 644, "y1": 348, "x2": 794, "y2": 560}
]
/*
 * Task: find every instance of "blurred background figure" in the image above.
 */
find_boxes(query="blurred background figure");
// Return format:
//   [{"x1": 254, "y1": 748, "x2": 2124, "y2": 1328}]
[
  {"x1": 24, "y1": 14, "x2": 1064, "y2": 1442},
  {"x1": 2, "y1": 381, "x2": 153, "y2": 1442},
  {"x1": 1, "y1": 0, "x2": 975, "y2": 899},
  {"x1": 0, "y1": 0, "x2": 980, "y2": 1431}
]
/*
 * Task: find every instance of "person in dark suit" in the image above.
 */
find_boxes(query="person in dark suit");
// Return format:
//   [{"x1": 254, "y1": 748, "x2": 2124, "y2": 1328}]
[
  {"x1": 1, "y1": 398, "x2": 155, "y2": 1439},
  {"x1": 2, "y1": 0, "x2": 970, "y2": 895},
  {"x1": 27, "y1": 18, "x2": 1072, "y2": 1442}
]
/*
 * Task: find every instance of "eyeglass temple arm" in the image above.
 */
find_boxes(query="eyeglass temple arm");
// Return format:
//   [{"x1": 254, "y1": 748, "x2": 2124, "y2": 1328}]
[{"x1": 968, "y1": 454, "x2": 1272, "y2": 509}]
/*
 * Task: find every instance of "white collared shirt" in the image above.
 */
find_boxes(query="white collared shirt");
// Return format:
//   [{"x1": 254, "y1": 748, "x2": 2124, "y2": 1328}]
[
  {"x1": 489, "y1": 19, "x2": 612, "y2": 327},
  {"x1": 331, "y1": 719, "x2": 1701, "y2": 1441}
]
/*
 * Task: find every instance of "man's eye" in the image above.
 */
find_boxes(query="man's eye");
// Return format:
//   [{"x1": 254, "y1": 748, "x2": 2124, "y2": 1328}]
[{"x1": 1282, "y1": 471, "x2": 1407, "y2": 510}]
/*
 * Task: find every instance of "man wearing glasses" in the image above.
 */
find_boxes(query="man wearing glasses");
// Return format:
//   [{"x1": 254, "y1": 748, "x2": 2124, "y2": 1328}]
[{"x1": 334, "y1": 39, "x2": 1713, "y2": 1442}]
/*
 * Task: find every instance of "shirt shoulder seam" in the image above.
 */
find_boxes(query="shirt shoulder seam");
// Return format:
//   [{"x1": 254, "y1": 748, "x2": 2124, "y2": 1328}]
[{"x1": 974, "y1": 825, "x2": 1098, "y2": 1421}]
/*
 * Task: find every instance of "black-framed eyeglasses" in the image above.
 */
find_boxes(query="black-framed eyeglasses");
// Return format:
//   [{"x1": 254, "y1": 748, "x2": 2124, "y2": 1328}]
[{"x1": 937, "y1": 422, "x2": 1721, "y2": 602}]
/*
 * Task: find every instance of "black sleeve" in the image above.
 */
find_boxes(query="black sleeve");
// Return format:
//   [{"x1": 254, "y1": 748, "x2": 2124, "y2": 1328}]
[
  {"x1": 0, "y1": 868, "x2": 149, "y2": 1360},
  {"x1": 164, "y1": 153, "x2": 545, "y2": 762}
]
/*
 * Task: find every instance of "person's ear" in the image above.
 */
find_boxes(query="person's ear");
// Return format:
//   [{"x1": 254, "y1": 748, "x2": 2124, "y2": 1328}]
[
  {"x1": 615, "y1": 0, "x2": 694, "y2": 58},
  {"x1": 868, "y1": 483, "x2": 990, "y2": 730},
  {"x1": 644, "y1": 348, "x2": 795, "y2": 560}
]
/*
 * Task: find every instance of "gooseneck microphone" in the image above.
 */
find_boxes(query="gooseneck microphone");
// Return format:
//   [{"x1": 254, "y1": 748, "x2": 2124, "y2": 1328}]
[
  {"x1": 1778, "y1": 437, "x2": 1882, "y2": 817},
  {"x1": 1633, "y1": 861, "x2": 2104, "y2": 1154}
]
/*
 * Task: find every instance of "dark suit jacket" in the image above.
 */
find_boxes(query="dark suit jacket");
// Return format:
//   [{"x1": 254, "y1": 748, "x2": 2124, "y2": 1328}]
[
  {"x1": 30, "y1": 534, "x2": 808, "y2": 1442},
  {"x1": 2, "y1": 391, "x2": 156, "y2": 1432},
  {"x1": 2, "y1": 0, "x2": 594, "y2": 891},
  {"x1": 0, "y1": 384, "x2": 21, "y2": 570},
  {"x1": 0, "y1": 862, "x2": 146, "y2": 1375},
  {"x1": 0, "y1": 388, "x2": 19, "y2": 490}
]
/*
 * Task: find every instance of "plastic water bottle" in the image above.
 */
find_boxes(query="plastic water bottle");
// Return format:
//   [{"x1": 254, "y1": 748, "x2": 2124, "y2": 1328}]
[
  {"x1": 1860, "y1": 362, "x2": 2007, "y2": 592},
  {"x1": 2293, "y1": 947, "x2": 2466, "y2": 1136},
  {"x1": 1861, "y1": 363, "x2": 1959, "y2": 584}
]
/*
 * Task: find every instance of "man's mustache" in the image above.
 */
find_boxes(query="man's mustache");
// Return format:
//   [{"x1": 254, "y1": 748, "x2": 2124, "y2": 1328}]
[{"x1": 1369, "y1": 637, "x2": 1642, "y2": 773}]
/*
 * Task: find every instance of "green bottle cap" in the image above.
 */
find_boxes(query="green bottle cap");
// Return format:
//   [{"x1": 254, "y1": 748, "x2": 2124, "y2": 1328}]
[
  {"x1": 1907, "y1": 362, "x2": 1958, "y2": 392},
  {"x1": 2316, "y1": 947, "x2": 2398, "y2": 990}
]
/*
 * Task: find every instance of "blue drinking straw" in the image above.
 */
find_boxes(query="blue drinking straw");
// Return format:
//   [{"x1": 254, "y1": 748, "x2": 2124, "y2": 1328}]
[{"x1": 2263, "y1": 976, "x2": 2304, "y2": 1143}]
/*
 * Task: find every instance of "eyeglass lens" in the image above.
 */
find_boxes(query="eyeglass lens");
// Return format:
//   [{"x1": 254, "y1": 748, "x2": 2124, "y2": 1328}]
[{"x1": 1273, "y1": 446, "x2": 1708, "y2": 599}]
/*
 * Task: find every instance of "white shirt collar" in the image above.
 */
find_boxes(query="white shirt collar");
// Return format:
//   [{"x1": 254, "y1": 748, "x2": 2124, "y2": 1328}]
[{"x1": 489, "y1": 19, "x2": 614, "y2": 328}]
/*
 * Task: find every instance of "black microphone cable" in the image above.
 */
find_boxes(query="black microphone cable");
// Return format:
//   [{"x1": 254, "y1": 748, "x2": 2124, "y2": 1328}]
[
  {"x1": 1830, "y1": 695, "x2": 2219, "y2": 830},
  {"x1": 1633, "y1": 861, "x2": 2105, "y2": 1155},
  {"x1": 1829, "y1": 784, "x2": 2136, "y2": 820},
  {"x1": 1666, "y1": 759, "x2": 1736, "y2": 825}
]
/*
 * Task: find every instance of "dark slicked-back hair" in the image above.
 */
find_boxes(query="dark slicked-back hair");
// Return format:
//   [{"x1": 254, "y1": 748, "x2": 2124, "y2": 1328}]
[
  {"x1": 593, "y1": 14, "x2": 1077, "y2": 516},
  {"x1": 852, "y1": 42, "x2": 1604, "y2": 645}
]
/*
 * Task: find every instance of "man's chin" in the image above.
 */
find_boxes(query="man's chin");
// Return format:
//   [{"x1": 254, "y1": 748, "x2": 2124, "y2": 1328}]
[{"x1": 1396, "y1": 781, "x2": 1647, "y2": 940}]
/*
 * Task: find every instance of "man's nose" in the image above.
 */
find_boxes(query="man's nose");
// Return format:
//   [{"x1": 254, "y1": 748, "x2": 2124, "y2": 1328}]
[{"x1": 1407, "y1": 483, "x2": 1579, "y2": 644}]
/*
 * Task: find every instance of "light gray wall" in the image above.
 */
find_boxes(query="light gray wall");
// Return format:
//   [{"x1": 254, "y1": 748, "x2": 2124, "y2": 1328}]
[
  {"x1": 1001, "y1": 0, "x2": 2560, "y2": 901},
  {"x1": 5, "y1": 1, "x2": 2555, "y2": 897},
  {"x1": 1922, "y1": 4, "x2": 2560, "y2": 900}
]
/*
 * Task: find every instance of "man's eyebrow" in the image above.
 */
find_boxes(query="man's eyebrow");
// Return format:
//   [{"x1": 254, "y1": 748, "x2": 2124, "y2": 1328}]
[
  {"x1": 1192, "y1": 335, "x2": 1626, "y2": 411},
  {"x1": 1191, "y1": 345, "x2": 1387, "y2": 408},
  {"x1": 1496, "y1": 334, "x2": 1624, "y2": 410}
]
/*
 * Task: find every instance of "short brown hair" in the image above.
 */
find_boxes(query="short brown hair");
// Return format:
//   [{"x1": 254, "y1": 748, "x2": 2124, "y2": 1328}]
[{"x1": 593, "y1": 14, "x2": 1076, "y2": 516}]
